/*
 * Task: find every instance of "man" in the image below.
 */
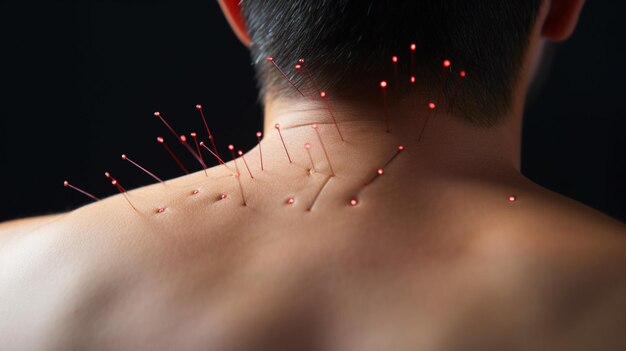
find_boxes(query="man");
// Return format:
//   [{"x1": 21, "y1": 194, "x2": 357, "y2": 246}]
[{"x1": 1, "y1": 0, "x2": 625, "y2": 350}]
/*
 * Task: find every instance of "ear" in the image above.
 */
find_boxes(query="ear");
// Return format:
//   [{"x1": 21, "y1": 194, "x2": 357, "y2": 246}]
[
  {"x1": 218, "y1": 0, "x2": 251, "y2": 47},
  {"x1": 541, "y1": 0, "x2": 586, "y2": 41}
]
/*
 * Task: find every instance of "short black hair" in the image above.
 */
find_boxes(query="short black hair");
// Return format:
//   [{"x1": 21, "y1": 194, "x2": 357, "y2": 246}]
[{"x1": 242, "y1": 0, "x2": 543, "y2": 126}]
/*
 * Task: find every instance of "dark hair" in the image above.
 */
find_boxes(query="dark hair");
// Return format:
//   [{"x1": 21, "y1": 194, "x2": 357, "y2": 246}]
[{"x1": 242, "y1": 0, "x2": 542, "y2": 126}]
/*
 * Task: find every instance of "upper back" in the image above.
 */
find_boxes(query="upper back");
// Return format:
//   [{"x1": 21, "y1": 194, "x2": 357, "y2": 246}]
[{"x1": 2, "y1": 165, "x2": 626, "y2": 350}]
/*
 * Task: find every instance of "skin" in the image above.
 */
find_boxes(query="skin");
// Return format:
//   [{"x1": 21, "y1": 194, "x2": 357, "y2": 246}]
[{"x1": 2, "y1": 0, "x2": 626, "y2": 350}]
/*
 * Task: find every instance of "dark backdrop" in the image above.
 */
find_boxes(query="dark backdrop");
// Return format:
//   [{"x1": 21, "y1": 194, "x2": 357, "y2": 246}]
[{"x1": 2, "y1": 0, "x2": 624, "y2": 222}]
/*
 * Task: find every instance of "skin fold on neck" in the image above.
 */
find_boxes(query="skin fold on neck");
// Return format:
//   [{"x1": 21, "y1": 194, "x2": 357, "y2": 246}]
[{"x1": 260, "y1": 92, "x2": 523, "y2": 185}]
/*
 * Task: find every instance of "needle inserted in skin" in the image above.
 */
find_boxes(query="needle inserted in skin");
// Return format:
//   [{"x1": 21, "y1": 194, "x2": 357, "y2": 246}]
[
  {"x1": 157, "y1": 136, "x2": 189, "y2": 174},
  {"x1": 312, "y1": 124, "x2": 335, "y2": 176},
  {"x1": 195, "y1": 104, "x2": 222, "y2": 163},
  {"x1": 307, "y1": 175, "x2": 332, "y2": 211},
  {"x1": 63, "y1": 180, "x2": 100, "y2": 201},
  {"x1": 122, "y1": 154, "x2": 164, "y2": 184},
  {"x1": 256, "y1": 131, "x2": 264, "y2": 171},
  {"x1": 275, "y1": 123, "x2": 292, "y2": 163},
  {"x1": 267, "y1": 57, "x2": 305, "y2": 96},
  {"x1": 104, "y1": 172, "x2": 138, "y2": 211}
]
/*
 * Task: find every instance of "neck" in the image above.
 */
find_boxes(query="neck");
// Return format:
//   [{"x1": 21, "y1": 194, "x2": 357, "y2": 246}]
[{"x1": 261, "y1": 94, "x2": 523, "y2": 183}]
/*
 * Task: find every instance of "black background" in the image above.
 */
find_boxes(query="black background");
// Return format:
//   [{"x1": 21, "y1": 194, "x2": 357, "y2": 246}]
[{"x1": 2, "y1": 0, "x2": 624, "y2": 222}]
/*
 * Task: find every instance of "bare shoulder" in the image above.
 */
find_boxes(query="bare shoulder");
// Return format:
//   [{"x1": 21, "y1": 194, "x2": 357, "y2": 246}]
[
  {"x1": 472, "y1": 174, "x2": 626, "y2": 249},
  {"x1": 468, "y1": 180, "x2": 626, "y2": 349},
  {"x1": 0, "y1": 213, "x2": 65, "y2": 240},
  {"x1": 0, "y1": 198, "x2": 150, "y2": 349},
  {"x1": 0, "y1": 170, "x2": 262, "y2": 349}
]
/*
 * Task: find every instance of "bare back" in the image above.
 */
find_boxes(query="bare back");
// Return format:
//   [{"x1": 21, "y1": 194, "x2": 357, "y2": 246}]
[{"x1": 2, "y1": 139, "x2": 626, "y2": 350}]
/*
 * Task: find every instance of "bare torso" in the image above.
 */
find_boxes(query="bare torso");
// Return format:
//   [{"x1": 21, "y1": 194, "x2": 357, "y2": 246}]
[{"x1": 2, "y1": 120, "x2": 625, "y2": 351}]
